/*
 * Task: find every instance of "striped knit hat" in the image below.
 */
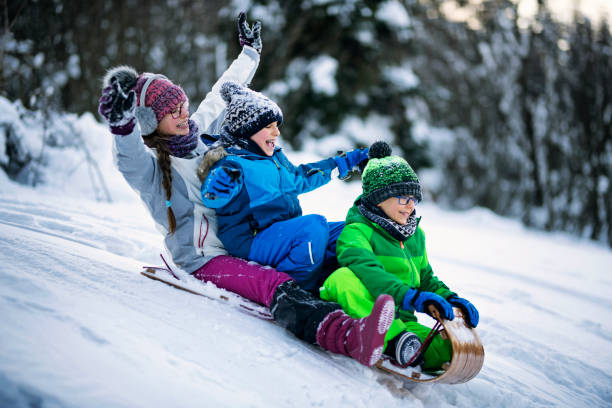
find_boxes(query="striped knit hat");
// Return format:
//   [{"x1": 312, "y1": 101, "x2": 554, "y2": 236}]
[
  {"x1": 220, "y1": 81, "x2": 283, "y2": 139},
  {"x1": 362, "y1": 141, "x2": 422, "y2": 205}
]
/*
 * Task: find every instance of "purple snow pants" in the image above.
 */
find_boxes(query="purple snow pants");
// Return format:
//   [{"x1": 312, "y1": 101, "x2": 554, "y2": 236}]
[{"x1": 192, "y1": 255, "x2": 292, "y2": 307}]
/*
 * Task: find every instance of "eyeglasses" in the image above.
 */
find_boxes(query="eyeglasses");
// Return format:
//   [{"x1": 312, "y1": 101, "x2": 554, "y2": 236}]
[
  {"x1": 171, "y1": 101, "x2": 189, "y2": 119},
  {"x1": 396, "y1": 196, "x2": 419, "y2": 205}
]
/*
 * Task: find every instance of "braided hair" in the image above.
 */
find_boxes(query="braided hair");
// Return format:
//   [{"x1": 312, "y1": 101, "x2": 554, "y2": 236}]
[{"x1": 143, "y1": 132, "x2": 177, "y2": 234}]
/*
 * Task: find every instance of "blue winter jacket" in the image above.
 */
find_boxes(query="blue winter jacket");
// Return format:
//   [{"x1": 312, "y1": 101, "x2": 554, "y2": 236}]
[{"x1": 200, "y1": 144, "x2": 337, "y2": 259}]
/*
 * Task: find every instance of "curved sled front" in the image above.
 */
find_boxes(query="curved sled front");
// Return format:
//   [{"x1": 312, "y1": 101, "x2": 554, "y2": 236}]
[{"x1": 376, "y1": 306, "x2": 484, "y2": 384}]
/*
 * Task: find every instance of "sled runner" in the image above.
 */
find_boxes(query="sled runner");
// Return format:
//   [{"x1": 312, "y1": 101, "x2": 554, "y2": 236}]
[
  {"x1": 142, "y1": 264, "x2": 483, "y2": 384},
  {"x1": 141, "y1": 267, "x2": 273, "y2": 320},
  {"x1": 375, "y1": 305, "x2": 484, "y2": 384}
]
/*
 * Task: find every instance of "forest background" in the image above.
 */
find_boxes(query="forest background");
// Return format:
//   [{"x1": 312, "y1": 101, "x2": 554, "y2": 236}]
[{"x1": 2, "y1": 0, "x2": 611, "y2": 247}]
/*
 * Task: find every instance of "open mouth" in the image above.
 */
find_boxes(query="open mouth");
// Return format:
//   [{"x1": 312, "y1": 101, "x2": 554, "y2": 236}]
[
  {"x1": 176, "y1": 120, "x2": 189, "y2": 130},
  {"x1": 265, "y1": 139, "x2": 276, "y2": 149}
]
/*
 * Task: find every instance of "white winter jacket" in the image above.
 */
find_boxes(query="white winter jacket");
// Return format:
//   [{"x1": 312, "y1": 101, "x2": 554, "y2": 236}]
[{"x1": 113, "y1": 46, "x2": 260, "y2": 272}]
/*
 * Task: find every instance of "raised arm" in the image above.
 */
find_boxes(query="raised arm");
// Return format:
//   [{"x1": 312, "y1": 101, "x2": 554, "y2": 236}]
[
  {"x1": 191, "y1": 13, "x2": 262, "y2": 134},
  {"x1": 99, "y1": 76, "x2": 157, "y2": 190}
]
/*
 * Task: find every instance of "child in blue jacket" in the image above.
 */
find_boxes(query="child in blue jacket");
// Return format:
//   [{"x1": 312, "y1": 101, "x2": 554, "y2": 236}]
[{"x1": 198, "y1": 82, "x2": 368, "y2": 291}]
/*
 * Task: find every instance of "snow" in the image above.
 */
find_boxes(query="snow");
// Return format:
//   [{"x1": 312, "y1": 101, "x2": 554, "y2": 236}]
[
  {"x1": 1, "y1": 113, "x2": 611, "y2": 408},
  {"x1": 300, "y1": 114, "x2": 395, "y2": 158},
  {"x1": 384, "y1": 64, "x2": 420, "y2": 90},
  {"x1": 308, "y1": 55, "x2": 338, "y2": 96},
  {"x1": 377, "y1": 0, "x2": 412, "y2": 28}
]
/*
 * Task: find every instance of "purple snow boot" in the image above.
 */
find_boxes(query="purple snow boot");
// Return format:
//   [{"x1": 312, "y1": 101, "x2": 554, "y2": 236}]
[{"x1": 315, "y1": 294, "x2": 395, "y2": 367}]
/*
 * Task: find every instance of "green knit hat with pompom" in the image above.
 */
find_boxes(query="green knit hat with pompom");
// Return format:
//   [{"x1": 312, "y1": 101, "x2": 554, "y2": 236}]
[{"x1": 362, "y1": 141, "x2": 422, "y2": 205}]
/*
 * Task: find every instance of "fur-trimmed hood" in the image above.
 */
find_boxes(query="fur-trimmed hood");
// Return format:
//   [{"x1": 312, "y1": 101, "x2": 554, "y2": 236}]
[{"x1": 197, "y1": 146, "x2": 229, "y2": 182}]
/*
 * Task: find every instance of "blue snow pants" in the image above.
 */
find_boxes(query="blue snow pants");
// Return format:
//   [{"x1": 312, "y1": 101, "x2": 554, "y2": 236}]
[{"x1": 247, "y1": 214, "x2": 344, "y2": 291}]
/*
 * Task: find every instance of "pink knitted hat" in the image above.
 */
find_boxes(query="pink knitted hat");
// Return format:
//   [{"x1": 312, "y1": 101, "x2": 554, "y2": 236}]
[{"x1": 134, "y1": 75, "x2": 187, "y2": 123}]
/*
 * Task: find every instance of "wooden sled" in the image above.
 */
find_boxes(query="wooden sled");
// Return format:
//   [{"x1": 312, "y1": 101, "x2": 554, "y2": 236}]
[
  {"x1": 375, "y1": 306, "x2": 484, "y2": 384},
  {"x1": 141, "y1": 267, "x2": 273, "y2": 320}
]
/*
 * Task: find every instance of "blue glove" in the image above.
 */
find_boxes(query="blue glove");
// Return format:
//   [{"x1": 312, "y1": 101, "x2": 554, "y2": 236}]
[
  {"x1": 237, "y1": 12, "x2": 262, "y2": 53},
  {"x1": 334, "y1": 148, "x2": 369, "y2": 179},
  {"x1": 402, "y1": 288, "x2": 454, "y2": 321},
  {"x1": 201, "y1": 166, "x2": 242, "y2": 207},
  {"x1": 448, "y1": 295, "x2": 479, "y2": 327}
]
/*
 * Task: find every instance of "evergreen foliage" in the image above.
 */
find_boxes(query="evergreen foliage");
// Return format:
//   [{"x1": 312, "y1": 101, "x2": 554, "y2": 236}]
[{"x1": 1, "y1": 0, "x2": 610, "y2": 246}]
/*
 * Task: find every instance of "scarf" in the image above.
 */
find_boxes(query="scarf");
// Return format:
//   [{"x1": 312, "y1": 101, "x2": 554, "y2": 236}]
[
  {"x1": 166, "y1": 119, "x2": 199, "y2": 158},
  {"x1": 358, "y1": 198, "x2": 419, "y2": 242}
]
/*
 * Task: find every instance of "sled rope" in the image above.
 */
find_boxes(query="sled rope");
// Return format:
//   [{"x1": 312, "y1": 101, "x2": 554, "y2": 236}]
[
  {"x1": 159, "y1": 254, "x2": 179, "y2": 279},
  {"x1": 143, "y1": 254, "x2": 179, "y2": 280},
  {"x1": 419, "y1": 321, "x2": 442, "y2": 355},
  {"x1": 399, "y1": 321, "x2": 442, "y2": 368}
]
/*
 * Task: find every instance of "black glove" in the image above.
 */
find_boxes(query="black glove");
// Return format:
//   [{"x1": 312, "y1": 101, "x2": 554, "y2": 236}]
[
  {"x1": 237, "y1": 11, "x2": 262, "y2": 54},
  {"x1": 98, "y1": 77, "x2": 136, "y2": 135}
]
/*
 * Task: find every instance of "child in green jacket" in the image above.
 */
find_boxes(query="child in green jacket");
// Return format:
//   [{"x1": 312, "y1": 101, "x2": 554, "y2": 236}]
[{"x1": 320, "y1": 141, "x2": 479, "y2": 371}]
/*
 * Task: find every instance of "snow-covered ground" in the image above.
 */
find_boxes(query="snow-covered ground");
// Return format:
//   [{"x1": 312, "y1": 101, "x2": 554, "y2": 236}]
[{"x1": 0, "y1": 114, "x2": 611, "y2": 407}]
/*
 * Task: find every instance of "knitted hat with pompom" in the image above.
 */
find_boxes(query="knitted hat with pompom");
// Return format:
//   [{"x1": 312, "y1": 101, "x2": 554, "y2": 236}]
[
  {"x1": 102, "y1": 65, "x2": 186, "y2": 135},
  {"x1": 361, "y1": 141, "x2": 422, "y2": 205},
  {"x1": 220, "y1": 81, "x2": 283, "y2": 139}
]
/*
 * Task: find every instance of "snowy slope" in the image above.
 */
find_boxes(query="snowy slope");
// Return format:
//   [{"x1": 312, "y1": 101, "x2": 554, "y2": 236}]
[
  {"x1": 1, "y1": 178, "x2": 611, "y2": 408},
  {"x1": 0, "y1": 116, "x2": 611, "y2": 407}
]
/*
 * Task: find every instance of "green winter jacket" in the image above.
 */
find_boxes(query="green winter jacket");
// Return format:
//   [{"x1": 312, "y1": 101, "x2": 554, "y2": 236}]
[{"x1": 336, "y1": 196, "x2": 456, "y2": 322}]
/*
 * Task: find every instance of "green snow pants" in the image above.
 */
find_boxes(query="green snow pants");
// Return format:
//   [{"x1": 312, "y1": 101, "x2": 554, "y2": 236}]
[{"x1": 320, "y1": 267, "x2": 452, "y2": 371}]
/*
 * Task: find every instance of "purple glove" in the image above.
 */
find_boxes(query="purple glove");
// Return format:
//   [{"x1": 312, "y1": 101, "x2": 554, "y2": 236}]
[
  {"x1": 237, "y1": 11, "x2": 262, "y2": 53},
  {"x1": 402, "y1": 288, "x2": 454, "y2": 321},
  {"x1": 98, "y1": 77, "x2": 136, "y2": 135},
  {"x1": 334, "y1": 148, "x2": 369, "y2": 179}
]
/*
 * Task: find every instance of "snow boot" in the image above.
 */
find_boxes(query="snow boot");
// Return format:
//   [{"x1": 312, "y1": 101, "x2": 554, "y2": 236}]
[
  {"x1": 385, "y1": 330, "x2": 423, "y2": 367},
  {"x1": 315, "y1": 294, "x2": 395, "y2": 367},
  {"x1": 270, "y1": 280, "x2": 341, "y2": 344}
]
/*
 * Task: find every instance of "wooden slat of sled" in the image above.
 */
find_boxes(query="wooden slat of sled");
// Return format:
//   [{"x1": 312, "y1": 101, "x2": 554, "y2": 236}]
[{"x1": 376, "y1": 306, "x2": 484, "y2": 384}]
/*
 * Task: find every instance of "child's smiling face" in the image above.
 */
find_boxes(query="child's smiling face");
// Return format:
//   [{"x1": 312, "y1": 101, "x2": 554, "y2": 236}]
[
  {"x1": 157, "y1": 100, "x2": 190, "y2": 137},
  {"x1": 376, "y1": 196, "x2": 417, "y2": 225},
  {"x1": 250, "y1": 121, "x2": 280, "y2": 156}
]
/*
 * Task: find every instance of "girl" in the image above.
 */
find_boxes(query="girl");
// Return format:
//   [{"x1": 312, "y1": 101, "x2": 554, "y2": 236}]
[
  {"x1": 97, "y1": 14, "x2": 394, "y2": 367},
  {"x1": 199, "y1": 82, "x2": 368, "y2": 291},
  {"x1": 319, "y1": 141, "x2": 480, "y2": 371}
]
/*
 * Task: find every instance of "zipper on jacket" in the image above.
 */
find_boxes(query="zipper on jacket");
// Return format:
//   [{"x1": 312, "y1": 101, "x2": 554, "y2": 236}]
[
  {"x1": 199, "y1": 213, "x2": 210, "y2": 249},
  {"x1": 273, "y1": 157, "x2": 293, "y2": 214},
  {"x1": 398, "y1": 239, "x2": 415, "y2": 287}
]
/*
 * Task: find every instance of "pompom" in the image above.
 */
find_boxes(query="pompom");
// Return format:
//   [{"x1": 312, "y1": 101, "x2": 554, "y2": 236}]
[
  {"x1": 369, "y1": 141, "x2": 392, "y2": 159},
  {"x1": 103, "y1": 65, "x2": 138, "y2": 92},
  {"x1": 220, "y1": 81, "x2": 243, "y2": 103}
]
